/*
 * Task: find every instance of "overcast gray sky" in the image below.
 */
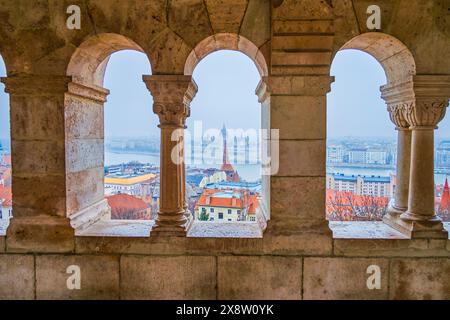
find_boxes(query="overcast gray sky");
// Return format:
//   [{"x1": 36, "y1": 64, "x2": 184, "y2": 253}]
[{"x1": 1, "y1": 49, "x2": 449, "y2": 141}]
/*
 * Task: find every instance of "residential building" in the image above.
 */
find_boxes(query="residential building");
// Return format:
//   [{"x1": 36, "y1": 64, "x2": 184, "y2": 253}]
[
  {"x1": 326, "y1": 173, "x2": 394, "y2": 198},
  {"x1": 436, "y1": 141, "x2": 450, "y2": 169},
  {"x1": 195, "y1": 189, "x2": 258, "y2": 222},
  {"x1": 348, "y1": 148, "x2": 367, "y2": 164},
  {"x1": 326, "y1": 145, "x2": 345, "y2": 163},
  {"x1": 106, "y1": 193, "x2": 151, "y2": 220},
  {"x1": 105, "y1": 173, "x2": 156, "y2": 196}
]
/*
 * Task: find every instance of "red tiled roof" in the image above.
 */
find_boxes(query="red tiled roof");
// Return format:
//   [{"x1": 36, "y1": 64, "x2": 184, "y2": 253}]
[
  {"x1": 106, "y1": 194, "x2": 151, "y2": 220},
  {"x1": 107, "y1": 194, "x2": 148, "y2": 211},
  {"x1": 196, "y1": 189, "x2": 259, "y2": 213},
  {"x1": 0, "y1": 184, "x2": 12, "y2": 207}
]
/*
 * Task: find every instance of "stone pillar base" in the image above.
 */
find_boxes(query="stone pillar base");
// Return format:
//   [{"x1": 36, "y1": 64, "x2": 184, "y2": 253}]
[
  {"x1": 69, "y1": 199, "x2": 111, "y2": 231},
  {"x1": 151, "y1": 211, "x2": 189, "y2": 237},
  {"x1": 383, "y1": 207, "x2": 411, "y2": 236},
  {"x1": 384, "y1": 211, "x2": 448, "y2": 239},
  {"x1": 151, "y1": 224, "x2": 188, "y2": 237},
  {"x1": 6, "y1": 216, "x2": 75, "y2": 252}
]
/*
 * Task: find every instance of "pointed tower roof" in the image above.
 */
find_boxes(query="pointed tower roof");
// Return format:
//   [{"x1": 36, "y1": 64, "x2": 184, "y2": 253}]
[
  {"x1": 440, "y1": 177, "x2": 450, "y2": 211},
  {"x1": 221, "y1": 124, "x2": 230, "y2": 166}
]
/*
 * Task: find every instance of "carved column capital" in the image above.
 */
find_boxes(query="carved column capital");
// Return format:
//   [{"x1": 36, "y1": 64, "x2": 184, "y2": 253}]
[
  {"x1": 404, "y1": 98, "x2": 448, "y2": 129},
  {"x1": 381, "y1": 81, "x2": 414, "y2": 129},
  {"x1": 405, "y1": 75, "x2": 450, "y2": 129},
  {"x1": 143, "y1": 75, "x2": 198, "y2": 127}
]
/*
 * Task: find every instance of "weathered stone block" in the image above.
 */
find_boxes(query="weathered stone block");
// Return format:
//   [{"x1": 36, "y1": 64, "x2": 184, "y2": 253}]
[
  {"x1": 6, "y1": 217, "x2": 75, "y2": 253},
  {"x1": 333, "y1": 239, "x2": 437, "y2": 257},
  {"x1": 0, "y1": 254, "x2": 35, "y2": 299},
  {"x1": 12, "y1": 140, "x2": 65, "y2": 175},
  {"x1": 390, "y1": 258, "x2": 450, "y2": 299},
  {"x1": 218, "y1": 256, "x2": 302, "y2": 299},
  {"x1": 273, "y1": 20, "x2": 334, "y2": 34},
  {"x1": 67, "y1": 166, "x2": 104, "y2": 215},
  {"x1": 303, "y1": 258, "x2": 389, "y2": 299},
  {"x1": 263, "y1": 232, "x2": 332, "y2": 256},
  {"x1": 271, "y1": 177, "x2": 325, "y2": 225},
  {"x1": 66, "y1": 139, "x2": 103, "y2": 173},
  {"x1": 271, "y1": 96, "x2": 326, "y2": 140},
  {"x1": 272, "y1": 35, "x2": 334, "y2": 51},
  {"x1": 240, "y1": 0, "x2": 271, "y2": 48},
  {"x1": 273, "y1": 0, "x2": 333, "y2": 20},
  {"x1": 36, "y1": 255, "x2": 119, "y2": 299},
  {"x1": 205, "y1": 0, "x2": 248, "y2": 34},
  {"x1": 12, "y1": 174, "x2": 66, "y2": 217},
  {"x1": 268, "y1": 76, "x2": 333, "y2": 96},
  {"x1": 168, "y1": 0, "x2": 213, "y2": 48},
  {"x1": 276, "y1": 140, "x2": 325, "y2": 177},
  {"x1": 272, "y1": 52, "x2": 332, "y2": 66},
  {"x1": 10, "y1": 96, "x2": 64, "y2": 140},
  {"x1": 65, "y1": 96, "x2": 104, "y2": 139},
  {"x1": 121, "y1": 255, "x2": 216, "y2": 299}
]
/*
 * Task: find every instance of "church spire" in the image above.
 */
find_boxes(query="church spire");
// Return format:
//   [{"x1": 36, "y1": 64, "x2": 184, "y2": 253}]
[
  {"x1": 221, "y1": 124, "x2": 229, "y2": 165},
  {"x1": 440, "y1": 177, "x2": 450, "y2": 212}
]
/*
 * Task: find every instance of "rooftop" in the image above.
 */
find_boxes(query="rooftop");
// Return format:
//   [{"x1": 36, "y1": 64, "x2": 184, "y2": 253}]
[{"x1": 105, "y1": 173, "x2": 156, "y2": 185}]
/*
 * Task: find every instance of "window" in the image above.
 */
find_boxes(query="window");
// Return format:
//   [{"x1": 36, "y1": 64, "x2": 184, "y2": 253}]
[
  {"x1": 436, "y1": 102, "x2": 450, "y2": 222},
  {"x1": 103, "y1": 50, "x2": 157, "y2": 221},
  {"x1": 0, "y1": 54, "x2": 12, "y2": 235},
  {"x1": 327, "y1": 50, "x2": 390, "y2": 221},
  {"x1": 210, "y1": 208, "x2": 214, "y2": 213},
  {"x1": 186, "y1": 47, "x2": 267, "y2": 237}
]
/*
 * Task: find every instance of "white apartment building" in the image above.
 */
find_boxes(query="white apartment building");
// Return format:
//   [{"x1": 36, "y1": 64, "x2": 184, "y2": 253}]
[
  {"x1": 326, "y1": 173, "x2": 394, "y2": 198},
  {"x1": 326, "y1": 145, "x2": 345, "y2": 163}
]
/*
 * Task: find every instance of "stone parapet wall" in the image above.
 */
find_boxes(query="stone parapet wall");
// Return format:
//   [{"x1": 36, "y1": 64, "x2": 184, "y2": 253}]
[{"x1": 0, "y1": 247, "x2": 449, "y2": 299}]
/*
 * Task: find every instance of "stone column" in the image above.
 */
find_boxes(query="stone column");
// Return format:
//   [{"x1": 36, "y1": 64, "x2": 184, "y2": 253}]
[
  {"x1": 262, "y1": 75, "x2": 334, "y2": 239},
  {"x1": 381, "y1": 82, "x2": 413, "y2": 230},
  {"x1": 1, "y1": 75, "x2": 75, "y2": 252},
  {"x1": 143, "y1": 75, "x2": 197, "y2": 236},
  {"x1": 65, "y1": 81, "x2": 111, "y2": 230},
  {"x1": 400, "y1": 75, "x2": 450, "y2": 238}
]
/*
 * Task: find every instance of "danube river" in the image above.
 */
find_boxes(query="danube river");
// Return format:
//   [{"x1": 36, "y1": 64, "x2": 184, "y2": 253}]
[
  {"x1": 105, "y1": 151, "x2": 449, "y2": 185},
  {"x1": 105, "y1": 151, "x2": 262, "y2": 182}
]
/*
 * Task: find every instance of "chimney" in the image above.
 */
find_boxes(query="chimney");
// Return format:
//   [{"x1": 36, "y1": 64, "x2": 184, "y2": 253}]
[
  {"x1": 231, "y1": 196, "x2": 237, "y2": 207},
  {"x1": 206, "y1": 196, "x2": 211, "y2": 205}
]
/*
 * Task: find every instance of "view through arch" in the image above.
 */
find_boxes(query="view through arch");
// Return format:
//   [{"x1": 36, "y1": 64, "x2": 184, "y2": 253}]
[
  {"x1": 0, "y1": 55, "x2": 11, "y2": 233},
  {"x1": 186, "y1": 50, "x2": 264, "y2": 235},
  {"x1": 326, "y1": 49, "x2": 394, "y2": 221},
  {"x1": 102, "y1": 50, "x2": 159, "y2": 222}
]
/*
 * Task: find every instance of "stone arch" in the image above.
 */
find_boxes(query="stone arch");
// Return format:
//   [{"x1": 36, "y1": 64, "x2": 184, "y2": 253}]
[
  {"x1": 184, "y1": 34, "x2": 268, "y2": 78},
  {"x1": 67, "y1": 33, "x2": 152, "y2": 87},
  {"x1": 183, "y1": 33, "x2": 271, "y2": 226},
  {"x1": 338, "y1": 32, "x2": 416, "y2": 86},
  {"x1": 65, "y1": 33, "x2": 153, "y2": 230}
]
